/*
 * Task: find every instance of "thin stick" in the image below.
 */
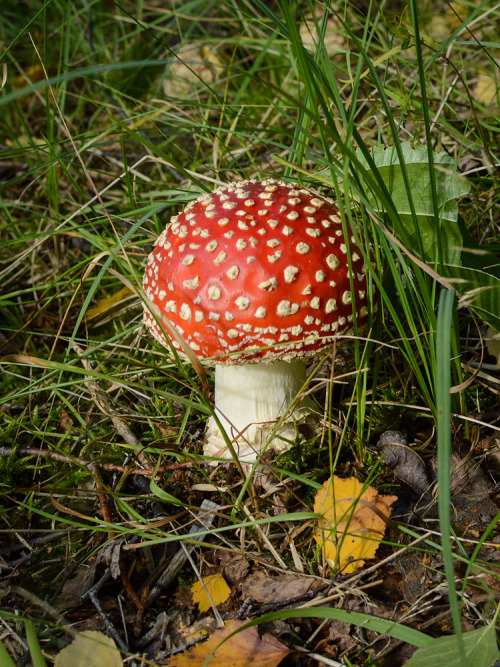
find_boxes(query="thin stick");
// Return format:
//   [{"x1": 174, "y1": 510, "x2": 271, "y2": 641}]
[
  {"x1": 81, "y1": 572, "x2": 128, "y2": 652},
  {"x1": 0, "y1": 447, "x2": 194, "y2": 476},
  {"x1": 146, "y1": 500, "x2": 219, "y2": 606}
]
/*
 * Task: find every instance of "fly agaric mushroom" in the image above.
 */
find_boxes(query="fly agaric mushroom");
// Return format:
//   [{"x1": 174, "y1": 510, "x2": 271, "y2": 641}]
[{"x1": 143, "y1": 179, "x2": 370, "y2": 462}]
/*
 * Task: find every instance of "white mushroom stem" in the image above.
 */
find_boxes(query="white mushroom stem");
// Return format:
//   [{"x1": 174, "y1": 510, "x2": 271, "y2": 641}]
[{"x1": 204, "y1": 360, "x2": 317, "y2": 463}]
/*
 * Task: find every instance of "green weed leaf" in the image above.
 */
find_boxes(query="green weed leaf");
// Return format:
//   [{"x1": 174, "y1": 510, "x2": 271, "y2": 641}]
[
  {"x1": 357, "y1": 143, "x2": 470, "y2": 219},
  {"x1": 320, "y1": 142, "x2": 500, "y2": 327},
  {"x1": 150, "y1": 478, "x2": 187, "y2": 506},
  {"x1": 405, "y1": 624, "x2": 500, "y2": 667},
  {"x1": 357, "y1": 142, "x2": 470, "y2": 264},
  {"x1": 54, "y1": 631, "x2": 122, "y2": 667},
  {"x1": 398, "y1": 213, "x2": 463, "y2": 266},
  {"x1": 319, "y1": 142, "x2": 470, "y2": 265}
]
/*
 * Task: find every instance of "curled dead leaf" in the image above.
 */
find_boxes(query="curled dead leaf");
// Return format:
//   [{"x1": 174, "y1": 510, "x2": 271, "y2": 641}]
[
  {"x1": 376, "y1": 430, "x2": 431, "y2": 499},
  {"x1": 239, "y1": 570, "x2": 322, "y2": 605}
]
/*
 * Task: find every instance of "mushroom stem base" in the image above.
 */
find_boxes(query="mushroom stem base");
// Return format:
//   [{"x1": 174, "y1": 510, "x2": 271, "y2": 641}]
[{"x1": 204, "y1": 360, "x2": 316, "y2": 463}]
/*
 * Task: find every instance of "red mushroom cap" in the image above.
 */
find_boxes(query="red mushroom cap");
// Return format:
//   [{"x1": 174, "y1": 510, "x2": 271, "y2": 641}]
[{"x1": 143, "y1": 179, "x2": 370, "y2": 363}]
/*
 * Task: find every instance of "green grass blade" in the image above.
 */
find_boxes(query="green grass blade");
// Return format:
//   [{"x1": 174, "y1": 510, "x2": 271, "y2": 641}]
[
  {"x1": 436, "y1": 289, "x2": 466, "y2": 667},
  {"x1": 25, "y1": 620, "x2": 48, "y2": 667},
  {"x1": 0, "y1": 640, "x2": 17, "y2": 667}
]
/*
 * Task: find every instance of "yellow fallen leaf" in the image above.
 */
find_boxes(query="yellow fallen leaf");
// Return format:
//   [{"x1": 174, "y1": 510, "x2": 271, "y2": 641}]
[
  {"x1": 426, "y1": 16, "x2": 450, "y2": 41},
  {"x1": 446, "y1": 2, "x2": 469, "y2": 29},
  {"x1": 5, "y1": 134, "x2": 47, "y2": 148},
  {"x1": 474, "y1": 76, "x2": 498, "y2": 107},
  {"x1": 313, "y1": 476, "x2": 397, "y2": 574},
  {"x1": 14, "y1": 63, "x2": 45, "y2": 89},
  {"x1": 191, "y1": 573, "x2": 231, "y2": 613},
  {"x1": 168, "y1": 619, "x2": 291, "y2": 667},
  {"x1": 85, "y1": 286, "x2": 134, "y2": 321},
  {"x1": 54, "y1": 631, "x2": 122, "y2": 667}
]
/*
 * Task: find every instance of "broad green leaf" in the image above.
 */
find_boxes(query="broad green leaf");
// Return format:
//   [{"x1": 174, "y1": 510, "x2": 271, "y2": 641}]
[
  {"x1": 356, "y1": 143, "x2": 470, "y2": 221},
  {"x1": 405, "y1": 624, "x2": 500, "y2": 667},
  {"x1": 321, "y1": 142, "x2": 470, "y2": 265},
  {"x1": 399, "y1": 213, "x2": 463, "y2": 266},
  {"x1": 356, "y1": 143, "x2": 469, "y2": 265},
  {"x1": 318, "y1": 142, "x2": 500, "y2": 327}
]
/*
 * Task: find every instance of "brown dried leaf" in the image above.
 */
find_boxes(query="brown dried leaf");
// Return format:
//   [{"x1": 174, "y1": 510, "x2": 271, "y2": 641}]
[
  {"x1": 162, "y1": 43, "x2": 223, "y2": 99},
  {"x1": 300, "y1": 7, "x2": 347, "y2": 55},
  {"x1": 240, "y1": 571, "x2": 321, "y2": 605},
  {"x1": 97, "y1": 539, "x2": 123, "y2": 579},
  {"x1": 168, "y1": 619, "x2": 291, "y2": 666},
  {"x1": 428, "y1": 451, "x2": 499, "y2": 524},
  {"x1": 56, "y1": 564, "x2": 97, "y2": 612},
  {"x1": 222, "y1": 556, "x2": 251, "y2": 586}
]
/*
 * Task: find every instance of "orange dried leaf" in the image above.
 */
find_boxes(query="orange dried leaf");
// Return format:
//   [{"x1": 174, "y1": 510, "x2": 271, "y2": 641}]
[
  {"x1": 191, "y1": 573, "x2": 231, "y2": 613},
  {"x1": 168, "y1": 619, "x2": 291, "y2": 666},
  {"x1": 313, "y1": 476, "x2": 397, "y2": 574}
]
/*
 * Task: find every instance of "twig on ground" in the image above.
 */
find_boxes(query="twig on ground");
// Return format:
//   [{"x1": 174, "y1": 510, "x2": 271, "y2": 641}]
[
  {"x1": 155, "y1": 633, "x2": 209, "y2": 661},
  {"x1": 292, "y1": 646, "x2": 343, "y2": 667},
  {"x1": 0, "y1": 447, "x2": 193, "y2": 475},
  {"x1": 88, "y1": 460, "x2": 114, "y2": 539},
  {"x1": 0, "y1": 529, "x2": 76, "y2": 558},
  {"x1": 71, "y1": 342, "x2": 146, "y2": 457},
  {"x1": 119, "y1": 558, "x2": 144, "y2": 617},
  {"x1": 134, "y1": 612, "x2": 168, "y2": 649},
  {"x1": 145, "y1": 500, "x2": 219, "y2": 606},
  {"x1": 81, "y1": 571, "x2": 128, "y2": 652}
]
